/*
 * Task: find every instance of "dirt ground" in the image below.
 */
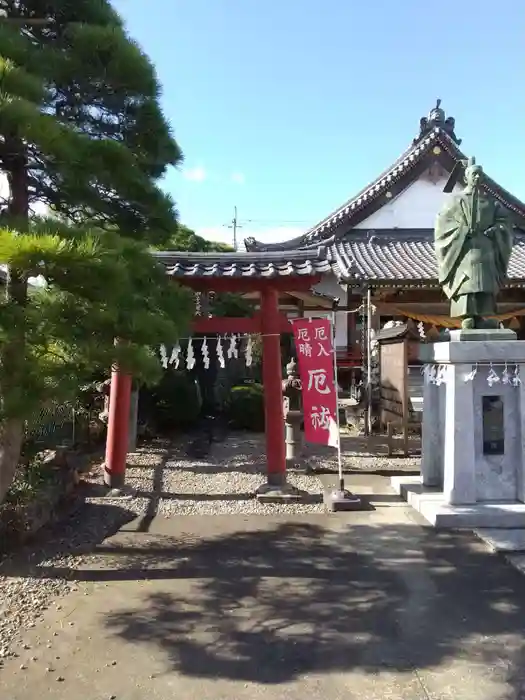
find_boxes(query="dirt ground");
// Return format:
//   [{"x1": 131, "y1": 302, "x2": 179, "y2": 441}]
[{"x1": 2, "y1": 451, "x2": 525, "y2": 700}]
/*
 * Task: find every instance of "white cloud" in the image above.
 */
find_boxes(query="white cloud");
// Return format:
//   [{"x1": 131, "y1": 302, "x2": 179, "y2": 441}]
[
  {"x1": 183, "y1": 166, "x2": 207, "y2": 183},
  {"x1": 231, "y1": 172, "x2": 245, "y2": 185}
]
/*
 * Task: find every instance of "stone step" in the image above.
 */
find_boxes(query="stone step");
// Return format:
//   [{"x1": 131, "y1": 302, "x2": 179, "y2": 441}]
[
  {"x1": 391, "y1": 475, "x2": 525, "y2": 529},
  {"x1": 474, "y1": 528, "x2": 525, "y2": 552}
]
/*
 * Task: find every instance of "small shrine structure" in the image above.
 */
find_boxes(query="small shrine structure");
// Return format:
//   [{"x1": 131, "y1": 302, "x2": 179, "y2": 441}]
[{"x1": 104, "y1": 248, "x2": 334, "y2": 495}]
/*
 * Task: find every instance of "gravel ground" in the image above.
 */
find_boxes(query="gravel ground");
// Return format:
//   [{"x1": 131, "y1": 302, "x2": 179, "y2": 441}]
[
  {"x1": 306, "y1": 432, "x2": 422, "y2": 472},
  {"x1": 99, "y1": 434, "x2": 326, "y2": 516},
  {"x1": 0, "y1": 431, "x2": 421, "y2": 666}
]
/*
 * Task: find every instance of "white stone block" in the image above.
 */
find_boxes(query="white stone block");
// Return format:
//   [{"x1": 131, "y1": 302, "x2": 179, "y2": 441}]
[
  {"x1": 443, "y1": 363, "x2": 477, "y2": 504},
  {"x1": 419, "y1": 337, "x2": 525, "y2": 512},
  {"x1": 420, "y1": 335, "x2": 525, "y2": 365}
]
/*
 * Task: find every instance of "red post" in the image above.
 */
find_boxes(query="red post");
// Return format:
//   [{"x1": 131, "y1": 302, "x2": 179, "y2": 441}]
[
  {"x1": 260, "y1": 286, "x2": 286, "y2": 485},
  {"x1": 104, "y1": 366, "x2": 132, "y2": 489}
]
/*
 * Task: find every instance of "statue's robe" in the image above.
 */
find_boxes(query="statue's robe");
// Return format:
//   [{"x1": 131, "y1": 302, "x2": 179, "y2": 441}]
[{"x1": 434, "y1": 189, "x2": 513, "y2": 318}]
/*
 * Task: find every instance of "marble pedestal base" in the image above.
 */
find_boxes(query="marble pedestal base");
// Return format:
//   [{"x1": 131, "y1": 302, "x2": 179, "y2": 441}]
[{"x1": 410, "y1": 330, "x2": 525, "y2": 527}]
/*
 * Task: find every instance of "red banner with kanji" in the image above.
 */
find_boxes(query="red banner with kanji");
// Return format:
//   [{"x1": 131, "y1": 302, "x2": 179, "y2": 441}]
[{"x1": 291, "y1": 317, "x2": 338, "y2": 447}]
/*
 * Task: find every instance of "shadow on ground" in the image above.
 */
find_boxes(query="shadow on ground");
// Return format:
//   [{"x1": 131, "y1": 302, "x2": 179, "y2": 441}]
[{"x1": 28, "y1": 515, "x2": 525, "y2": 692}]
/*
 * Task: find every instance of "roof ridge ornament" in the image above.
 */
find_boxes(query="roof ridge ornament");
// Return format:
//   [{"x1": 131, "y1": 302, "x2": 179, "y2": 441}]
[{"x1": 414, "y1": 99, "x2": 462, "y2": 145}]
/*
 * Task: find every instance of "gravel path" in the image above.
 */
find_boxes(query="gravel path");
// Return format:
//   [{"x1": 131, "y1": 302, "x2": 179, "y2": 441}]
[{"x1": 0, "y1": 431, "x2": 420, "y2": 667}]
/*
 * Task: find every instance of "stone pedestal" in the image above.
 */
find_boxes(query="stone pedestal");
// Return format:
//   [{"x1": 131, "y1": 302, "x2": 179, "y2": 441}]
[
  {"x1": 394, "y1": 329, "x2": 525, "y2": 528},
  {"x1": 284, "y1": 409, "x2": 303, "y2": 468}
]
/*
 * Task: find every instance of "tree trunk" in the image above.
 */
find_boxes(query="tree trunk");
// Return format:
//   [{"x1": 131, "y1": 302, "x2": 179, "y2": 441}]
[
  {"x1": 0, "y1": 419, "x2": 25, "y2": 502},
  {"x1": 0, "y1": 268, "x2": 27, "y2": 503},
  {"x1": 0, "y1": 138, "x2": 29, "y2": 503}
]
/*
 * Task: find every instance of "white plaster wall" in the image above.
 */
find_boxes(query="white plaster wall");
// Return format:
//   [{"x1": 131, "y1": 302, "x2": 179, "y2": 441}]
[{"x1": 354, "y1": 174, "x2": 462, "y2": 230}]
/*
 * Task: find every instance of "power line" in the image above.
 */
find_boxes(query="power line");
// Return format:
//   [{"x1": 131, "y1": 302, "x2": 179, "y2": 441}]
[
  {"x1": 243, "y1": 218, "x2": 312, "y2": 226},
  {"x1": 223, "y1": 210, "x2": 317, "y2": 249}
]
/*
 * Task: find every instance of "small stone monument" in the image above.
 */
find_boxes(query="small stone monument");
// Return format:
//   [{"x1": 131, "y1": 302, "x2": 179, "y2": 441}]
[{"x1": 393, "y1": 158, "x2": 525, "y2": 527}]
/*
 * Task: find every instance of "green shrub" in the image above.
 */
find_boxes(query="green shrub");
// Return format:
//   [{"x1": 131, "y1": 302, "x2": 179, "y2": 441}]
[
  {"x1": 140, "y1": 369, "x2": 202, "y2": 433},
  {"x1": 227, "y1": 383, "x2": 265, "y2": 432},
  {"x1": 5, "y1": 455, "x2": 53, "y2": 506}
]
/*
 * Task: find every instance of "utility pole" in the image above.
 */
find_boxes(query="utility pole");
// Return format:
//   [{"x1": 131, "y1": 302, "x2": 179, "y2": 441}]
[{"x1": 227, "y1": 206, "x2": 242, "y2": 250}]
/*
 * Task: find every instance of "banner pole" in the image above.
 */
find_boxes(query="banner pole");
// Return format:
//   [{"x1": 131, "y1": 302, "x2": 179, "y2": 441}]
[
  {"x1": 366, "y1": 286, "x2": 373, "y2": 435},
  {"x1": 331, "y1": 310, "x2": 344, "y2": 491}
]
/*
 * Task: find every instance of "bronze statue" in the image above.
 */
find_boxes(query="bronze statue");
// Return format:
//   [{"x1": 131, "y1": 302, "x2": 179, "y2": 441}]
[{"x1": 435, "y1": 158, "x2": 513, "y2": 329}]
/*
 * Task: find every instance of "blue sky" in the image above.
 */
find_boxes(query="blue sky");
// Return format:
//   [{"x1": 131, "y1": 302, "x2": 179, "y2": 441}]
[{"x1": 113, "y1": 0, "x2": 525, "y2": 247}]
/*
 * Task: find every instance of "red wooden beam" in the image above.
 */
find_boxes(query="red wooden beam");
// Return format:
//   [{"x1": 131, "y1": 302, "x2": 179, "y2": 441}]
[
  {"x1": 192, "y1": 311, "x2": 292, "y2": 334},
  {"x1": 175, "y1": 275, "x2": 322, "y2": 293},
  {"x1": 336, "y1": 349, "x2": 363, "y2": 368}
]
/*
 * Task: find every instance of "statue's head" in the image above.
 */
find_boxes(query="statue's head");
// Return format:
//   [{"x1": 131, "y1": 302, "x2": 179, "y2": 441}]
[{"x1": 465, "y1": 159, "x2": 483, "y2": 189}]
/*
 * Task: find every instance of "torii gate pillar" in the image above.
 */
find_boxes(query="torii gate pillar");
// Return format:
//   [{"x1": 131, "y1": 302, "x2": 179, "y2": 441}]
[
  {"x1": 260, "y1": 285, "x2": 286, "y2": 484},
  {"x1": 104, "y1": 365, "x2": 132, "y2": 489}
]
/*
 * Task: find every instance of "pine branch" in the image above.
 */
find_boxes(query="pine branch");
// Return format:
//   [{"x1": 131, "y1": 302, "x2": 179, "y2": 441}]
[{"x1": 0, "y1": 0, "x2": 193, "y2": 502}]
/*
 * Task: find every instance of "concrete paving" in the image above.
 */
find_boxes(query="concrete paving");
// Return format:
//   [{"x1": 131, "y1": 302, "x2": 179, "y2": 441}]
[{"x1": 3, "y1": 474, "x2": 525, "y2": 699}]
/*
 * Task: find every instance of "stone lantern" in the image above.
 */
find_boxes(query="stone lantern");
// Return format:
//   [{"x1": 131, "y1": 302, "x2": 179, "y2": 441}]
[{"x1": 282, "y1": 358, "x2": 303, "y2": 468}]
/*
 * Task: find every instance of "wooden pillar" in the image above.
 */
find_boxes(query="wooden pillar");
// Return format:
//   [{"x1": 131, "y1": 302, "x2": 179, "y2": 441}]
[
  {"x1": 260, "y1": 285, "x2": 286, "y2": 485},
  {"x1": 104, "y1": 365, "x2": 132, "y2": 489}
]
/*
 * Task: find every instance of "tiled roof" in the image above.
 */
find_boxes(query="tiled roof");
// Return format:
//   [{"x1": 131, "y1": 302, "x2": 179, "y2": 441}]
[
  {"x1": 153, "y1": 230, "x2": 525, "y2": 285},
  {"x1": 153, "y1": 247, "x2": 333, "y2": 278},
  {"x1": 245, "y1": 126, "x2": 525, "y2": 254},
  {"x1": 245, "y1": 128, "x2": 463, "y2": 253},
  {"x1": 333, "y1": 229, "x2": 525, "y2": 285},
  {"x1": 306, "y1": 129, "x2": 462, "y2": 240}
]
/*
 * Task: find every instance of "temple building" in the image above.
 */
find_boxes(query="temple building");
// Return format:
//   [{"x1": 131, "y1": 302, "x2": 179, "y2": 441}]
[
  {"x1": 113, "y1": 101, "x2": 524, "y2": 487},
  {"x1": 244, "y1": 100, "x2": 525, "y2": 375}
]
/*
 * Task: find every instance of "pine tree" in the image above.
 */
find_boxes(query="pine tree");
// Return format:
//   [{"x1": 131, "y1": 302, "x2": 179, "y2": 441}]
[
  {"x1": 0, "y1": 1, "x2": 191, "y2": 501},
  {"x1": 161, "y1": 224, "x2": 234, "y2": 253}
]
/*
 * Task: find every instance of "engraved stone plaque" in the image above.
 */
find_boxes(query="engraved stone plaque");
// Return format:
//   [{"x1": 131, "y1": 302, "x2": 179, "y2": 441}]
[{"x1": 482, "y1": 395, "x2": 504, "y2": 455}]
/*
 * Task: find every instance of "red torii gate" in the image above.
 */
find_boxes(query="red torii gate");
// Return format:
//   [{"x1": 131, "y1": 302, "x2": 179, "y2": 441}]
[{"x1": 104, "y1": 247, "x2": 331, "y2": 495}]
